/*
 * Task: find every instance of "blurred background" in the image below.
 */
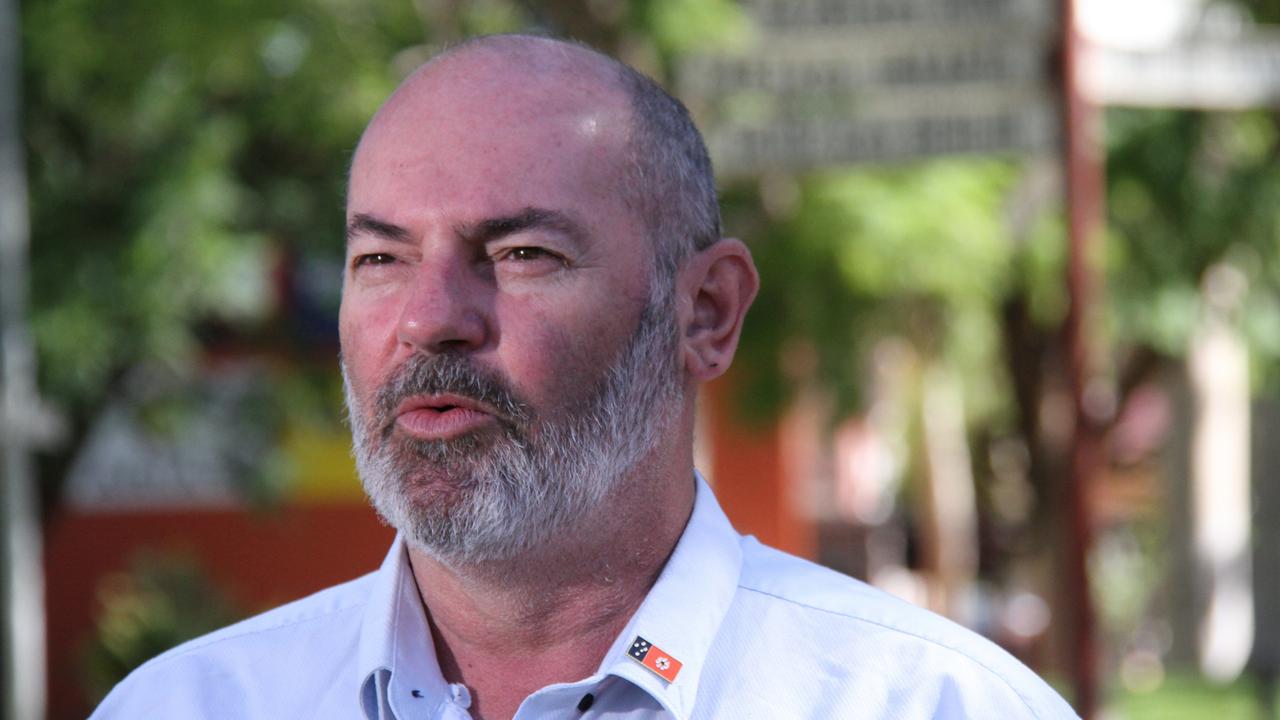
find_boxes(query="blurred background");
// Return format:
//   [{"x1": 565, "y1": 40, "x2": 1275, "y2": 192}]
[{"x1": 4, "y1": 0, "x2": 1280, "y2": 717}]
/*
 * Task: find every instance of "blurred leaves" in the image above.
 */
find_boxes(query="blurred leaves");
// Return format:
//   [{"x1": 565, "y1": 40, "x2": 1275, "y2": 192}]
[
  {"x1": 1106, "y1": 107, "x2": 1280, "y2": 392},
  {"x1": 21, "y1": 0, "x2": 437, "y2": 411},
  {"x1": 735, "y1": 157, "x2": 1037, "y2": 425},
  {"x1": 80, "y1": 552, "x2": 242, "y2": 703},
  {"x1": 639, "y1": 0, "x2": 750, "y2": 55}
]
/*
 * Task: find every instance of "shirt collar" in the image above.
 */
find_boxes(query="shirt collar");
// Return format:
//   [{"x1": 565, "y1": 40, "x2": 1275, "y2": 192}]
[
  {"x1": 357, "y1": 534, "x2": 455, "y2": 719},
  {"x1": 594, "y1": 473, "x2": 743, "y2": 719},
  {"x1": 355, "y1": 473, "x2": 743, "y2": 720}
]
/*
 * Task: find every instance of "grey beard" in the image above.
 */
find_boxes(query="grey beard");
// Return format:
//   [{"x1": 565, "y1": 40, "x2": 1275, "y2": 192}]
[{"x1": 342, "y1": 281, "x2": 683, "y2": 566}]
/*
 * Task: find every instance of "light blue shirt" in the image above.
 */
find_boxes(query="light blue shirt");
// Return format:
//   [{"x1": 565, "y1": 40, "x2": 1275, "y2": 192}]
[{"x1": 92, "y1": 477, "x2": 1079, "y2": 719}]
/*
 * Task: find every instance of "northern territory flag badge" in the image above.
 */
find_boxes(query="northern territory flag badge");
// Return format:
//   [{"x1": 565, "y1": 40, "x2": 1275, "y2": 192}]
[{"x1": 628, "y1": 636, "x2": 682, "y2": 683}]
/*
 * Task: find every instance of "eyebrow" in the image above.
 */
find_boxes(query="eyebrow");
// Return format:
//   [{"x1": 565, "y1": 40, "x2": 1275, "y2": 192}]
[
  {"x1": 456, "y1": 207, "x2": 588, "y2": 248},
  {"x1": 346, "y1": 207, "x2": 590, "y2": 249},
  {"x1": 346, "y1": 213, "x2": 412, "y2": 245}
]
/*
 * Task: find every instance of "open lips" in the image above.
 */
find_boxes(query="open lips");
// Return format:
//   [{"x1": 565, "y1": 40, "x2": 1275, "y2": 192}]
[{"x1": 394, "y1": 394, "x2": 498, "y2": 440}]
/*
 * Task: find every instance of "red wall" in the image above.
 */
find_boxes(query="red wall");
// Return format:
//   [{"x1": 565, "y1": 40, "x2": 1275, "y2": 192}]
[
  {"x1": 44, "y1": 504, "x2": 394, "y2": 719},
  {"x1": 706, "y1": 376, "x2": 817, "y2": 560}
]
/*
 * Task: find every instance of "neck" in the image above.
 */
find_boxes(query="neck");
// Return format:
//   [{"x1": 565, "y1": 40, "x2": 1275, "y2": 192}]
[{"x1": 406, "y1": 456, "x2": 697, "y2": 720}]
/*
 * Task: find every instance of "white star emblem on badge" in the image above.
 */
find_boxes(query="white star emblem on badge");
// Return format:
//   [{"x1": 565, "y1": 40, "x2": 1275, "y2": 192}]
[{"x1": 655, "y1": 657, "x2": 670, "y2": 670}]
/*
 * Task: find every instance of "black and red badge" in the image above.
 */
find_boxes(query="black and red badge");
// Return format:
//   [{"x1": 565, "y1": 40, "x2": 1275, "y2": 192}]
[{"x1": 627, "y1": 636, "x2": 682, "y2": 682}]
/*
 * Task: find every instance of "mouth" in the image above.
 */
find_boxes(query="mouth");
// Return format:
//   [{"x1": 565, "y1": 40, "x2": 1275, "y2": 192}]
[{"x1": 392, "y1": 394, "x2": 499, "y2": 440}]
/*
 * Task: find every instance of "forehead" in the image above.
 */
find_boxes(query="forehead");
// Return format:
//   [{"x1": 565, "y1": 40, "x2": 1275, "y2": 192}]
[{"x1": 348, "y1": 48, "x2": 637, "y2": 231}]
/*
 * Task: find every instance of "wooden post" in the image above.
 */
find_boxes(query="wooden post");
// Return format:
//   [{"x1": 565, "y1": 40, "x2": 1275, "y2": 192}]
[{"x1": 1061, "y1": 0, "x2": 1102, "y2": 715}]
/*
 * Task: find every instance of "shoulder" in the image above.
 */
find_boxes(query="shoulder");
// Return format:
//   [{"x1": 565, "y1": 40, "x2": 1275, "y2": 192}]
[
  {"x1": 735, "y1": 538, "x2": 1004, "y2": 662},
  {"x1": 132, "y1": 570, "x2": 373, "y2": 667},
  {"x1": 699, "y1": 538, "x2": 1077, "y2": 719},
  {"x1": 89, "y1": 572, "x2": 376, "y2": 719}
]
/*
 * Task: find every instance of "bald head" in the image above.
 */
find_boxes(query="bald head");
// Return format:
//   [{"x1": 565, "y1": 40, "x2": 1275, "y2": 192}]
[
  {"x1": 423, "y1": 34, "x2": 624, "y2": 94},
  {"x1": 374, "y1": 35, "x2": 629, "y2": 136},
  {"x1": 355, "y1": 34, "x2": 721, "y2": 281}
]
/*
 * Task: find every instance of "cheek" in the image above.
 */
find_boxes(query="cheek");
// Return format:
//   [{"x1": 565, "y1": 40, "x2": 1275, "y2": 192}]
[
  {"x1": 339, "y1": 297, "x2": 400, "y2": 399},
  {"x1": 506, "y1": 323, "x2": 590, "y2": 398},
  {"x1": 497, "y1": 298, "x2": 638, "y2": 409}
]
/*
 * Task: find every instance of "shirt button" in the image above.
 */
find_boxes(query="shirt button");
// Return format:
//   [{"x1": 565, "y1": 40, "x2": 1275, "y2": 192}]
[
  {"x1": 576, "y1": 693, "x2": 595, "y2": 712},
  {"x1": 449, "y1": 683, "x2": 472, "y2": 709}
]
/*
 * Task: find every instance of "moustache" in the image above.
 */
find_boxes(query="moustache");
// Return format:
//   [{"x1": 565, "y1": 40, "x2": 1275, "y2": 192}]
[{"x1": 373, "y1": 354, "x2": 533, "y2": 438}]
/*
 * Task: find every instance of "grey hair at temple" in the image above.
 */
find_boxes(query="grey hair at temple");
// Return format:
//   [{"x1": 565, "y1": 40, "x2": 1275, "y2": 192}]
[{"x1": 612, "y1": 45, "x2": 723, "y2": 280}]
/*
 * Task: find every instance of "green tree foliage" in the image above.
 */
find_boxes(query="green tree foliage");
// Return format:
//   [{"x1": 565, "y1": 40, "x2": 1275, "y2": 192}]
[
  {"x1": 1098, "y1": 0, "x2": 1280, "y2": 394},
  {"x1": 81, "y1": 552, "x2": 240, "y2": 703},
  {"x1": 21, "y1": 0, "x2": 442, "y2": 412},
  {"x1": 1107, "y1": 107, "x2": 1280, "y2": 392},
  {"x1": 732, "y1": 159, "x2": 1049, "y2": 426}
]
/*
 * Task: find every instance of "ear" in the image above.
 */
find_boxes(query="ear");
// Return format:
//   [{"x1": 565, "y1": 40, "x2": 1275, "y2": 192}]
[{"x1": 678, "y1": 238, "x2": 759, "y2": 382}]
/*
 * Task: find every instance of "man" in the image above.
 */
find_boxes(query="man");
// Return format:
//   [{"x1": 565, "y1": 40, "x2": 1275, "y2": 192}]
[{"x1": 93, "y1": 34, "x2": 1078, "y2": 719}]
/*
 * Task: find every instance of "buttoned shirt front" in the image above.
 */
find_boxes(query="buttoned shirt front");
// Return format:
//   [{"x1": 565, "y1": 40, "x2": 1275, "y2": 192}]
[{"x1": 92, "y1": 476, "x2": 1078, "y2": 719}]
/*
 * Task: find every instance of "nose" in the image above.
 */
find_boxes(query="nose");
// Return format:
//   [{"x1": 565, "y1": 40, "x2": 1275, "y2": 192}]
[{"x1": 396, "y1": 252, "x2": 490, "y2": 354}]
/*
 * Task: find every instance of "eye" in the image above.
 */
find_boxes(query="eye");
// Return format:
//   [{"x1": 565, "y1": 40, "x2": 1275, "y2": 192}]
[
  {"x1": 351, "y1": 253, "x2": 396, "y2": 269},
  {"x1": 492, "y1": 246, "x2": 567, "y2": 268},
  {"x1": 502, "y1": 247, "x2": 556, "y2": 262}
]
